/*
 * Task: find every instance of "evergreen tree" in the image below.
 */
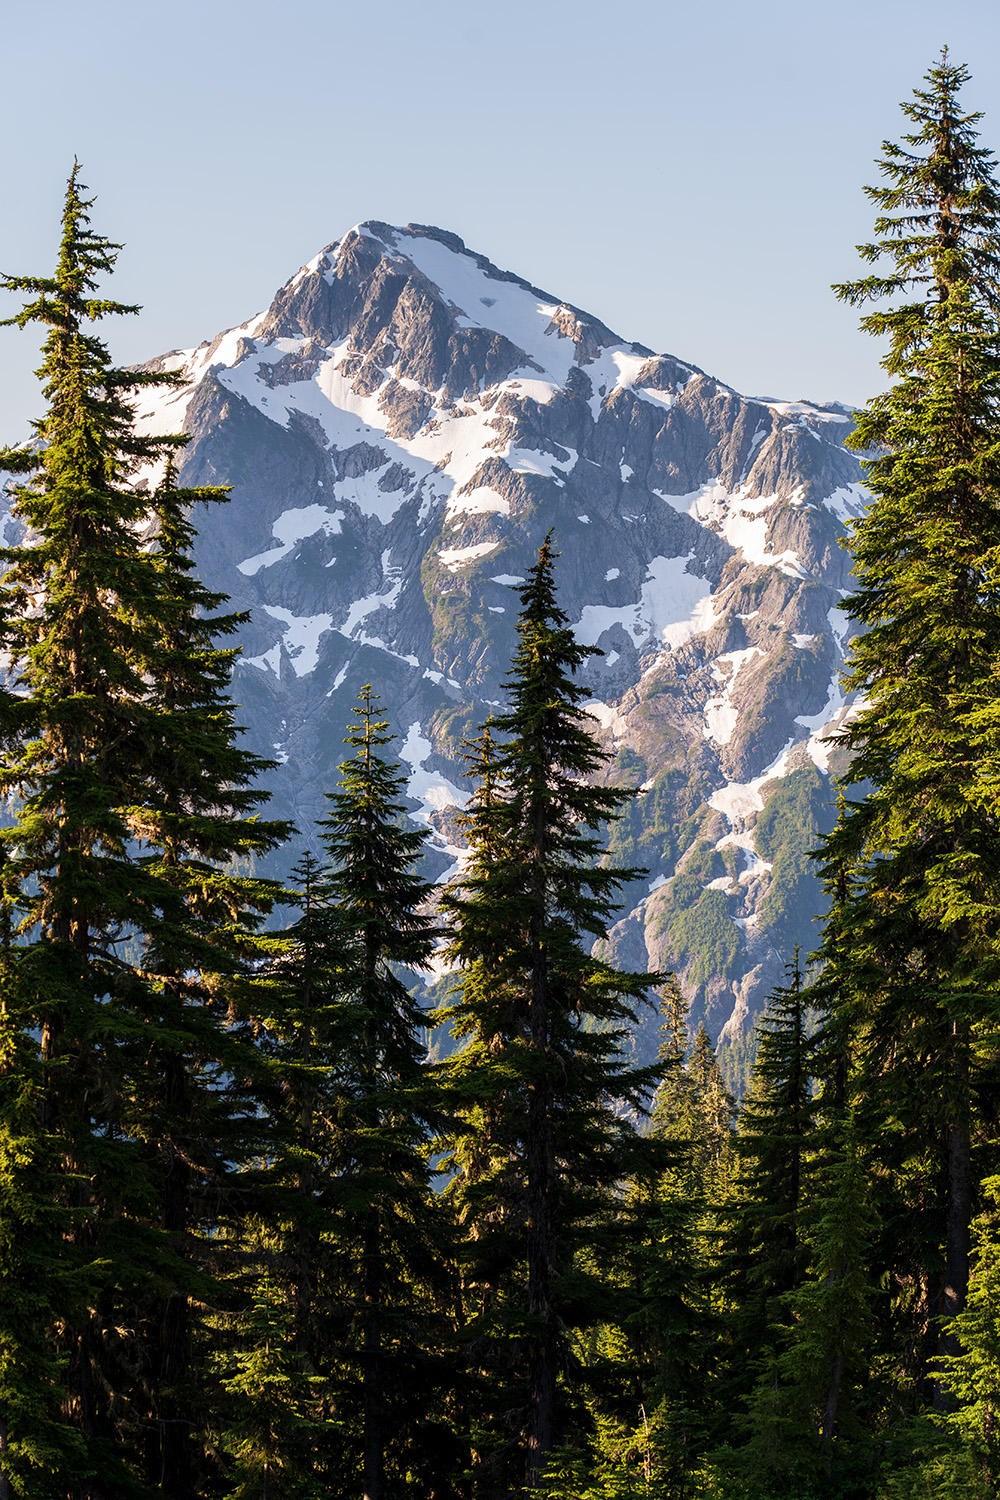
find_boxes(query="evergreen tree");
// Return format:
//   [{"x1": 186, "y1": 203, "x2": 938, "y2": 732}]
[
  {"x1": 316, "y1": 686, "x2": 452, "y2": 1500},
  {"x1": 0, "y1": 854, "x2": 90, "y2": 1497},
  {"x1": 650, "y1": 990, "x2": 736, "y2": 1208},
  {"x1": 216, "y1": 851, "x2": 345, "y2": 1498},
  {"x1": 716, "y1": 954, "x2": 817, "y2": 1487},
  {"x1": 0, "y1": 162, "x2": 194, "y2": 1494},
  {"x1": 779, "y1": 1110, "x2": 877, "y2": 1488},
  {"x1": 640, "y1": 985, "x2": 726, "y2": 1487},
  {"x1": 217, "y1": 1270, "x2": 327, "y2": 1500},
  {"x1": 733, "y1": 954, "x2": 814, "y2": 1323},
  {"x1": 0, "y1": 169, "x2": 288, "y2": 1494},
  {"x1": 937, "y1": 1174, "x2": 1000, "y2": 1495},
  {"x1": 130, "y1": 462, "x2": 290, "y2": 1497},
  {"x1": 685, "y1": 1024, "x2": 738, "y2": 1208},
  {"x1": 649, "y1": 980, "x2": 693, "y2": 1169},
  {"x1": 819, "y1": 51, "x2": 1000, "y2": 1403},
  {"x1": 250, "y1": 691, "x2": 455, "y2": 1499},
  {"x1": 440, "y1": 535, "x2": 664, "y2": 1489}
]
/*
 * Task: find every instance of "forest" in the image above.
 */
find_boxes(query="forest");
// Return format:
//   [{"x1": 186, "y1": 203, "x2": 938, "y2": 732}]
[{"x1": 0, "y1": 50, "x2": 998, "y2": 1500}]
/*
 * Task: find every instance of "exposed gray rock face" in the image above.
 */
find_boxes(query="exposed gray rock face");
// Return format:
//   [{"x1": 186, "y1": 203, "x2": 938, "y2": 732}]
[{"x1": 38, "y1": 222, "x2": 870, "y2": 1077}]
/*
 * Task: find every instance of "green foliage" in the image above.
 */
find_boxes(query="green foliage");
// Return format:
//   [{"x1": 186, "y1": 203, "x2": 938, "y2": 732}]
[
  {"x1": 218, "y1": 1272, "x2": 331, "y2": 1500},
  {"x1": 656, "y1": 881, "x2": 743, "y2": 986},
  {"x1": 8, "y1": 62, "x2": 1000, "y2": 1493},
  {"x1": 439, "y1": 535, "x2": 667, "y2": 1484},
  {"x1": 0, "y1": 167, "x2": 289, "y2": 1494},
  {"x1": 810, "y1": 48, "x2": 1000, "y2": 1413},
  {"x1": 755, "y1": 767, "x2": 833, "y2": 952},
  {"x1": 876, "y1": 1418, "x2": 986, "y2": 1500},
  {"x1": 537, "y1": 1434, "x2": 662, "y2": 1499},
  {"x1": 935, "y1": 1176, "x2": 1000, "y2": 1495}
]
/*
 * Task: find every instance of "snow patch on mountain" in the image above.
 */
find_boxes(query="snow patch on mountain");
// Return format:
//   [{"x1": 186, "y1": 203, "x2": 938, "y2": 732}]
[
  {"x1": 438, "y1": 541, "x2": 500, "y2": 571},
  {"x1": 128, "y1": 215, "x2": 869, "y2": 1061},
  {"x1": 704, "y1": 649, "x2": 764, "y2": 746},
  {"x1": 645, "y1": 556, "x2": 718, "y2": 648},
  {"x1": 573, "y1": 555, "x2": 715, "y2": 653},
  {"x1": 447, "y1": 486, "x2": 510, "y2": 519},
  {"x1": 260, "y1": 605, "x2": 334, "y2": 676},
  {"x1": 238, "y1": 504, "x2": 344, "y2": 576},
  {"x1": 721, "y1": 492, "x2": 808, "y2": 579},
  {"x1": 824, "y1": 482, "x2": 868, "y2": 525},
  {"x1": 585, "y1": 699, "x2": 628, "y2": 740},
  {"x1": 378, "y1": 230, "x2": 579, "y2": 386},
  {"x1": 710, "y1": 738, "x2": 801, "y2": 824},
  {"x1": 399, "y1": 721, "x2": 468, "y2": 879}
]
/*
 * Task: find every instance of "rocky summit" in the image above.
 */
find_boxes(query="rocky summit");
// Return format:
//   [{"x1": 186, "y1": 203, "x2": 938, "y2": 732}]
[{"x1": 115, "y1": 224, "x2": 867, "y2": 1074}]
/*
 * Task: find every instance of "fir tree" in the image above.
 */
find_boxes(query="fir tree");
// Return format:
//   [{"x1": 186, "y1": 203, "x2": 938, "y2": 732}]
[
  {"x1": 0, "y1": 168, "x2": 288, "y2": 1493},
  {"x1": 734, "y1": 953, "x2": 814, "y2": 1319},
  {"x1": 440, "y1": 535, "x2": 664, "y2": 1489},
  {"x1": 0, "y1": 162, "x2": 194, "y2": 1493},
  {"x1": 819, "y1": 51, "x2": 1000, "y2": 1403},
  {"x1": 0, "y1": 854, "x2": 90, "y2": 1497},
  {"x1": 316, "y1": 686, "x2": 450, "y2": 1500},
  {"x1": 937, "y1": 1174, "x2": 1000, "y2": 1495},
  {"x1": 779, "y1": 1110, "x2": 876, "y2": 1487},
  {"x1": 717, "y1": 953, "x2": 816, "y2": 1485},
  {"x1": 218, "y1": 852, "x2": 346, "y2": 1498},
  {"x1": 255, "y1": 691, "x2": 454, "y2": 1499},
  {"x1": 217, "y1": 1271, "x2": 327, "y2": 1500},
  {"x1": 129, "y1": 462, "x2": 290, "y2": 1497},
  {"x1": 685, "y1": 1024, "x2": 738, "y2": 1208}
]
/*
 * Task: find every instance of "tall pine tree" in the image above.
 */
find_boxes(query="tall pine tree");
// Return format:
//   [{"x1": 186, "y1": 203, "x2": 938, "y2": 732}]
[
  {"x1": 818, "y1": 51, "x2": 1000, "y2": 1405},
  {"x1": 241, "y1": 690, "x2": 454, "y2": 1499},
  {"x1": 440, "y1": 535, "x2": 664, "y2": 1490},
  {"x1": 0, "y1": 168, "x2": 288, "y2": 1495}
]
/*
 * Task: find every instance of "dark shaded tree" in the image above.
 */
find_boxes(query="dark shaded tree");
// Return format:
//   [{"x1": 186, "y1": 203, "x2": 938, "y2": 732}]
[
  {"x1": 440, "y1": 536, "x2": 664, "y2": 1490},
  {"x1": 818, "y1": 50, "x2": 1000, "y2": 1406},
  {"x1": 239, "y1": 691, "x2": 456, "y2": 1499},
  {"x1": 0, "y1": 169, "x2": 288, "y2": 1495}
]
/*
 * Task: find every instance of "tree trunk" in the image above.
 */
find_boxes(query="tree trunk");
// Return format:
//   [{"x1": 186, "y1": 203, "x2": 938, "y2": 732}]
[
  {"x1": 143, "y1": 1036, "x2": 195, "y2": 1499},
  {"x1": 822, "y1": 1343, "x2": 844, "y2": 1475},
  {"x1": 362, "y1": 1222, "x2": 383, "y2": 1500},
  {"x1": 934, "y1": 1025, "x2": 972, "y2": 1410},
  {"x1": 526, "y1": 830, "x2": 555, "y2": 1488},
  {"x1": 0, "y1": 1414, "x2": 11, "y2": 1500}
]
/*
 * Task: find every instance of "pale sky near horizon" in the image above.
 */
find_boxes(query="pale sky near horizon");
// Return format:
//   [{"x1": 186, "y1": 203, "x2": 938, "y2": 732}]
[{"x1": 2, "y1": 0, "x2": 998, "y2": 442}]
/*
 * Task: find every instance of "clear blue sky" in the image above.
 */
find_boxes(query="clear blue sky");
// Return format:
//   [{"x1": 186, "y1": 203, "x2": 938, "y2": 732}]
[{"x1": 2, "y1": 0, "x2": 998, "y2": 440}]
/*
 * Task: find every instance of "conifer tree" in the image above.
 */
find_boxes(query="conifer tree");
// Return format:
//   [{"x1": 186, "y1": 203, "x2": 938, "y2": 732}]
[
  {"x1": 0, "y1": 168, "x2": 288, "y2": 1494},
  {"x1": 716, "y1": 953, "x2": 817, "y2": 1484},
  {"x1": 215, "y1": 850, "x2": 344, "y2": 1498},
  {"x1": 440, "y1": 535, "x2": 663, "y2": 1489},
  {"x1": 685, "y1": 1024, "x2": 738, "y2": 1208},
  {"x1": 936, "y1": 1174, "x2": 1000, "y2": 1495},
  {"x1": 129, "y1": 462, "x2": 290, "y2": 1497},
  {"x1": 0, "y1": 856, "x2": 90, "y2": 1497},
  {"x1": 779, "y1": 1111, "x2": 876, "y2": 1485},
  {"x1": 216, "y1": 1267, "x2": 329, "y2": 1500},
  {"x1": 819, "y1": 51, "x2": 1000, "y2": 1401},
  {"x1": 733, "y1": 953, "x2": 814, "y2": 1319},
  {"x1": 649, "y1": 980, "x2": 693, "y2": 1170},
  {"x1": 251, "y1": 691, "x2": 454, "y2": 1499},
  {"x1": 316, "y1": 686, "x2": 451, "y2": 1500},
  {"x1": 0, "y1": 162, "x2": 195, "y2": 1492},
  {"x1": 650, "y1": 990, "x2": 736, "y2": 1209}
]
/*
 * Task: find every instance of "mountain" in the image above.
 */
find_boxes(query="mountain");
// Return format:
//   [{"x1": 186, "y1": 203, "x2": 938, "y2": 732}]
[{"x1": 34, "y1": 221, "x2": 871, "y2": 1075}]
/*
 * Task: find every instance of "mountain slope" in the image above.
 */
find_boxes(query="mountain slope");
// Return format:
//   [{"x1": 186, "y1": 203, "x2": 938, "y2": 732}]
[{"x1": 37, "y1": 222, "x2": 870, "y2": 1071}]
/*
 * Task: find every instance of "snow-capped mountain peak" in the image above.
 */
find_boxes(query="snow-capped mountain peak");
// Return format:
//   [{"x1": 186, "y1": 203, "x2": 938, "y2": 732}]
[{"x1": 117, "y1": 221, "x2": 867, "y2": 1070}]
